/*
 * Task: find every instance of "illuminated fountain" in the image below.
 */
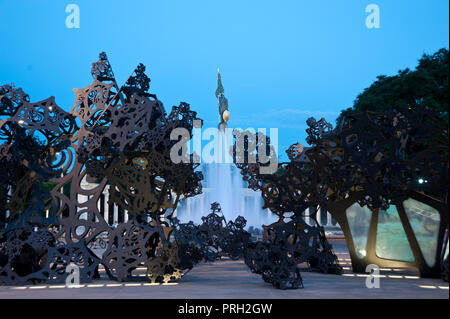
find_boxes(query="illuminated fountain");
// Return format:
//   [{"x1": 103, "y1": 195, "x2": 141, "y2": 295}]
[{"x1": 175, "y1": 69, "x2": 277, "y2": 228}]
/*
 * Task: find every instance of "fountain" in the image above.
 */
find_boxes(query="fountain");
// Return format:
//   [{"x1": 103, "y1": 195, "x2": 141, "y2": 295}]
[{"x1": 175, "y1": 69, "x2": 277, "y2": 228}]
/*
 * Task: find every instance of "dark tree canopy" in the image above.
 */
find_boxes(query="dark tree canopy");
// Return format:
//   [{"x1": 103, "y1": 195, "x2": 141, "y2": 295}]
[{"x1": 337, "y1": 48, "x2": 449, "y2": 127}]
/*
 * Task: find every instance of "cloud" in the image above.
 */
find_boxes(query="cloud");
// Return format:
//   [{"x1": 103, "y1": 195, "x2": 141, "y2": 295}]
[{"x1": 232, "y1": 108, "x2": 339, "y2": 129}]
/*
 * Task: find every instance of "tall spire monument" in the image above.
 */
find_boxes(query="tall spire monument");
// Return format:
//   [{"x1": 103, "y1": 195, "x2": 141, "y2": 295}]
[
  {"x1": 173, "y1": 68, "x2": 277, "y2": 228},
  {"x1": 216, "y1": 68, "x2": 230, "y2": 131}
]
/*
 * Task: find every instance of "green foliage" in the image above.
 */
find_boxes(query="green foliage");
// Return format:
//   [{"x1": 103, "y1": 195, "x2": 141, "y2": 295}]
[
  {"x1": 41, "y1": 181, "x2": 57, "y2": 194},
  {"x1": 337, "y1": 48, "x2": 449, "y2": 127}
]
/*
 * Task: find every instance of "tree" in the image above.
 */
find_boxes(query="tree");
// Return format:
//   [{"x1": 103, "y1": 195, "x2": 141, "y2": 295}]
[{"x1": 337, "y1": 48, "x2": 449, "y2": 127}]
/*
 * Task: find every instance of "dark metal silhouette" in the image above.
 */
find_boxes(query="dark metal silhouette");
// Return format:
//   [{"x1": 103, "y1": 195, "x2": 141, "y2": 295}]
[
  {"x1": 234, "y1": 109, "x2": 448, "y2": 281},
  {"x1": 305, "y1": 112, "x2": 448, "y2": 279},
  {"x1": 0, "y1": 52, "x2": 202, "y2": 285},
  {"x1": 233, "y1": 130, "x2": 342, "y2": 289}
]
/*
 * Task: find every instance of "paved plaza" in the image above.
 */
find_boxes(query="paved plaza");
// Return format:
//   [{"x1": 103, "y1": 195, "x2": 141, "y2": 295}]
[{"x1": 0, "y1": 241, "x2": 447, "y2": 299}]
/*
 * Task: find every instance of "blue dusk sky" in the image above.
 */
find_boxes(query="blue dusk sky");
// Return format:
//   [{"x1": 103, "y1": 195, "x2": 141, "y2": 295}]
[{"x1": 0, "y1": 0, "x2": 448, "y2": 161}]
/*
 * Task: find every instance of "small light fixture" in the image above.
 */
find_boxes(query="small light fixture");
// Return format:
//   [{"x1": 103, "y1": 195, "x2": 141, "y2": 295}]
[{"x1": 418, "y1": 178, "x2": 427, "y2": 184}]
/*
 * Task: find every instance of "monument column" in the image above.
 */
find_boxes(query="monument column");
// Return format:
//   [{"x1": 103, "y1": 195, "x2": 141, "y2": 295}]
[
  {"x1": 113, "y1": 204, "x2": 118, "y2": 224},
  {"x1": 104, "y1": 187, "x2": 109, "y2": 225},
  {"x1": 305, "y1": 208, "x2": 310, "y2": 225},
  {"x1": 5, "y1": 186, "x2": 11, "y2": 219},
  {"x1": 96, "y1": 195, "x2": 101, "y2": 223},
  {"x1": 77, "y1": 194, "x2": 86, "y2": 210},
  {"x1": 187, "y1": 197, "x2": 191, "y2": 220}
]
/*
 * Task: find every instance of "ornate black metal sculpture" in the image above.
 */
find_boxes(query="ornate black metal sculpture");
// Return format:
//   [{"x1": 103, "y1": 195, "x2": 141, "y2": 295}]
[
  {"x1": 3, "y1": 51, "x2": 445, "y2": 290},
  {"x1": 0, "y1": 56, "x2": 264, "y2": 287},
  {"x1": 0, "y1": 52, "x2": 202, "y2": 285},
  {"x1": 140, "y1": 202, "x2": 251, "y2": 284},
  {"x1": 243, "y1": 215, "x2": 341, "y2": 290},
  {"x1": 234, "y1": 108, "x2": 448, "y2": 281},
  {"x1": 304, "y1": 111, "x2": 448, "y2": 279},
  {"x1": 232, "y1": 130, "x2": 342, "y2": 289},
  {"x1": 172, "y1": 202, "x2": 250, "y2": 263}
]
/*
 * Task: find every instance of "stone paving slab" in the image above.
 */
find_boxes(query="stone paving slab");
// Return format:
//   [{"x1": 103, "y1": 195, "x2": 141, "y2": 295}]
[
  {"x1": 0, "y1": 241, "x2": 448, "y2": 299},
  {"x1": 0, "y1": 257, "x2": 448, "y2": 299}
]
